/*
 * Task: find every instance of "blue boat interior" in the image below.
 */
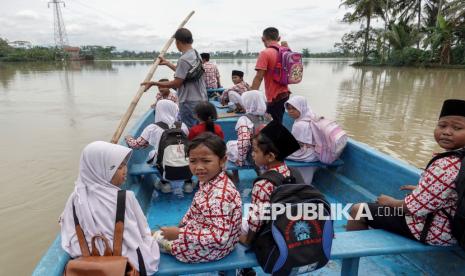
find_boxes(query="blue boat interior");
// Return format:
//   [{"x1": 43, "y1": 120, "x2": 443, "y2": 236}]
[{"x1": 32, "y1": 103, "x2": 465, "y2": 276}]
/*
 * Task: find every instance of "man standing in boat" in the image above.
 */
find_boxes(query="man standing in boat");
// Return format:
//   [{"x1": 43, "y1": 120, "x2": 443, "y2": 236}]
[
  {"x1": 142, "y1": 28, "x2": 207, "y2": 128},
  {"x1": 251, "y1": 27, "x2": 290, "y2": 123}
]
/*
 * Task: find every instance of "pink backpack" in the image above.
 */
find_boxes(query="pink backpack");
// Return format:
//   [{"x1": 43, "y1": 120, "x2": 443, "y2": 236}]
[
  {"x1": 269, "y1": 45, "x2": 303, "y2": 85},
  {"x1": 308, "y1": 116, "x2": 348, "y2": 164}
]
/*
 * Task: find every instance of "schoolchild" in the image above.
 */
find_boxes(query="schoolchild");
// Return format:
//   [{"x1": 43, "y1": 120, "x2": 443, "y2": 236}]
[
  {"x1": 201, "y1": 52, "x2": 221, "y2": 89},
  {"x1": 226, "y1": 90, "x2": 267, "y2": 167},
  {"x1": 220, "y1": 70, "x2": 251, "y2": 112},
  {"x1": 152, "y1": 78, "x2": 178, "y2": 108},
  {"x1": 285, "y1": 95, "x2": 320, "y2": 184},
  {"x1": 60, "y1": 141, "x2": 160, "y2": 274},
  {"x1": 188, "y1": 101, "x2": 225, "y2": 140},
  {"x1": 347, "y1": 99, "x2": 465, "y2": 246},
  {"x1": 153, "y1": 133, "x2": 243, "y2": 263},
  {"x1": 125, "y1": 100, "x2": 191, "y2": 193},
  {"x1": 240, "y1": 120, "x2": 300, "y2": 244}
]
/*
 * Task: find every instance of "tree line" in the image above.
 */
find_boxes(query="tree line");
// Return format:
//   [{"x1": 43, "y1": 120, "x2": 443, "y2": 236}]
[{"x1": 335, "y1": 0, "x2": 465, "y2": 66}]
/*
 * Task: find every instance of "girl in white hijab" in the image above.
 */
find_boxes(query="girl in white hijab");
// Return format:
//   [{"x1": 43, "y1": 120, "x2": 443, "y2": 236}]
[
  {"x1": 125, "y1": 100, "x2": 189, "y2": 193},
  {"x1": 226, "y1": 90, "x2": 268, "y2": 167},
  {"x1": 285, "y1": 95, "x2": 319, "y2": 184},
  {"x1": 60, "y1": 141, "x2": 160, "y2": 275}
]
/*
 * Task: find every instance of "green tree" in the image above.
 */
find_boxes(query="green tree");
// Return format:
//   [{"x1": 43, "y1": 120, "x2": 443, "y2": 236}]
[
  {"x1": 341, "y1": 0, "x2": 386, "y2": 62},
  {"x1": 424, "y1": 15, "x2": 455, "y2": 64},
  {"x1": 302, "y1": 48, "x2": 311, "y2": 57},
  {"x1": 386, "y1": 20, "x2": 422, "y2": 50},
  {"x1": 393, "y1": 1, "x2": 423, "y2": 31}
]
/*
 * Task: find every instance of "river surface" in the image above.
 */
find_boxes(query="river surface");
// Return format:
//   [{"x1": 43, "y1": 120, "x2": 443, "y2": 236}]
[{"x1": 0, "y1": 59, "x2": 464, "y2": 275}]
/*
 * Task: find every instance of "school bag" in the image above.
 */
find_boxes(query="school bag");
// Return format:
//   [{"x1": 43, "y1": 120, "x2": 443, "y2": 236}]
[
  {"x1": 305, "y1": 116, "x2": 347, "y2": 164},
  {"x1": 150, "y1": 121, "x2": 192, "y2": 181},
  {"x1": 420, "y1": 148, "x2": 465, "y2": 250},
  {"x1": 251, "y1": 167, "x2": 334, "y2": 275},
  {"x1": 64, "y1": 190, "x2": 146, "y2": 276},
  {"x1": 268, "y1": 45, "x2": 303, "y2": 85}
]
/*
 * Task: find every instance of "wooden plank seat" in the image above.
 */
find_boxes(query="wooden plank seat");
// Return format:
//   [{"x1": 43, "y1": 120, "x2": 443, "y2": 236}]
[
  {"x1": 155, "y1": 229, "x2": 458, "y2": 276},
  {"x1": 129, "y1": 159, "x2": 344, "y2": 177}
]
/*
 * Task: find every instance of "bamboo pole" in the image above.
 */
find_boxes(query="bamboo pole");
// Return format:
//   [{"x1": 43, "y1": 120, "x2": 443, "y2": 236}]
[{"x1": 110, "y1": 11, "x2": 195, "y2": 144}]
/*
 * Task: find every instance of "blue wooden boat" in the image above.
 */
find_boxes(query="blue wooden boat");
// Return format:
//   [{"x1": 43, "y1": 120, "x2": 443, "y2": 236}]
[{"x1": 33, "y1": 99, "x2": 465, "y2": 275}]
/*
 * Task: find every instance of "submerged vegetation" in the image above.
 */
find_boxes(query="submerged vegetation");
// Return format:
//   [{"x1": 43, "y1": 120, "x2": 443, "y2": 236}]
[{"x1": 336, "y1": 0, "x2": 465, "y2": 66}]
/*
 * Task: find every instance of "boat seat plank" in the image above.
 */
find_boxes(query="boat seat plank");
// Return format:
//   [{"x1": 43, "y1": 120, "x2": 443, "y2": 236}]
[
  {"x1": 129, "y1": 159, "x2": 344, "y2": 177},
  {"x1": 155, "y1": 229, "x2": 457, "y2": 275}
]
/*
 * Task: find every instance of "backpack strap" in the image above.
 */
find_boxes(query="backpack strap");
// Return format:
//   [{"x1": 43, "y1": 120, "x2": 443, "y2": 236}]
[
  {"x1": 113, "y1": 190, "x2": 126, "y2": 256},
  {"x1": 113, "y1": 190, "x2": 147, "y2": 275},
  {"x1": 155, "y1": 122, "x2": 169, "y2": 130},
  {"x1": 253, "y1": 166, "x2": 303, "y2": 187},
  {"x1": 72, "y1": 203, "x2": 91, "y2": 257},
  {"x1": 420, "y1": 148, "x2": 465, "y2": 244}
]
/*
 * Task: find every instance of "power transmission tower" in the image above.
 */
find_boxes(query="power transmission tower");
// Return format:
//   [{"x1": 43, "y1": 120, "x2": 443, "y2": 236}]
[{"x1": 48, "y1": 0, "x2": 69, "y2": 50}]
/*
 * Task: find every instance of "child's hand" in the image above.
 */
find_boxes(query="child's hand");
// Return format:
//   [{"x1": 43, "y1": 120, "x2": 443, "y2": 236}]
[
  {"x1": 239, "y1": 234, "x2": 249, "y2": 245},
  {"x1": 160, "y1": 226, "x2": 180, "y2": 241},
  {"x1": 400, "y1": 185, "x2": 416, "y2": 191},
  {"x1": 376, "y1": 194, "x2": 395, "y2": 207}
]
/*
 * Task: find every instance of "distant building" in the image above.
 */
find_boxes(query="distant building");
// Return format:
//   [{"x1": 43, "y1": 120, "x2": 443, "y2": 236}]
[
  {"x1": 64, "y1": 46, "x2": 80, "y2": 60},
  {"x1": 8, "y1": 40, "x2": 32, "y2": 49}
]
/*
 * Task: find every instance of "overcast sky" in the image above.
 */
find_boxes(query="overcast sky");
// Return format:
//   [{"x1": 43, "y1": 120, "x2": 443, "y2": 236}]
[{"x1": 0, "y1": 0, "x2": 367, "y2": 53}]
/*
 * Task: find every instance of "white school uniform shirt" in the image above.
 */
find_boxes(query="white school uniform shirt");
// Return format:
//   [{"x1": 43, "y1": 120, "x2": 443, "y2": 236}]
[
  {"x1": 226, "y1": 91, "x2": 267, "y2": 162},
  {"x1": 142, "y1": 99, "x2": 189, "y2": 161},
  {"x1": 286, "y1": 96, "x2": 319, "y2": 162},
  {"x1": 59, "y1": 141, "x2": 160, "y2": 274}
]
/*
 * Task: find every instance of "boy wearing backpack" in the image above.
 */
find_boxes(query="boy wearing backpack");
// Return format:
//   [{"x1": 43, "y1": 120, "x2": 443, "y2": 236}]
[
  {"x1": 348, "y1": 99, "x2": 465, "y2": 247},
  {"x1": 240, "y1": 121, "x2": 333, "y2": 275},
  {"x1": 251, "y1": 27, "x2": 303, "y2": 123}
]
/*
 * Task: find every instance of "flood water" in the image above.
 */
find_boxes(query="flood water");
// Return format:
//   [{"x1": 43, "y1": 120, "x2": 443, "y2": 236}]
[{"x1": 0, "y1": 59, "x2": 464, "y2": 275}]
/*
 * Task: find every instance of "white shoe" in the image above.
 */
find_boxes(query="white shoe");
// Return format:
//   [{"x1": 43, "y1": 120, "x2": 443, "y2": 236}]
[
  {"x1": 183, "y1": 182, "x2": 193, "y2": 193},
  {"x1": 153, "y1": 179, "x2": 161, "y2": 190},
  {"x1": 160, "y1": 182, "x2": 172, "y2": 193}
]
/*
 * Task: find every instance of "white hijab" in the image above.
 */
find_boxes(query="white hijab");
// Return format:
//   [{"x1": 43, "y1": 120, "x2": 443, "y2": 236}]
[
  {"x1": 154, "y1": 99, "x2": 179, "y2": 126},
  {"x1": 241, "y1": 90, "x2": 267, "y2": 116},
  {"x1": 286, "y1": 96, "x2": 317, "y2": 145},
  {"x1": 60, "y1": 141, "x2": 159, "y2": 273}
]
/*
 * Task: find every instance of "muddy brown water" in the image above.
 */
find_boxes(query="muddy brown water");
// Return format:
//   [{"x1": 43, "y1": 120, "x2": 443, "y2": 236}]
[{"x1": 0, "y1": 59, "x2": 464, "y2": 275}]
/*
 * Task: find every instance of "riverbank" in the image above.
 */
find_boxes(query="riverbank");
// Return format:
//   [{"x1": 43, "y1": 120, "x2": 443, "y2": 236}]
[{"x1": 352, "y1": 61, "x2": 465, "y2": 70}]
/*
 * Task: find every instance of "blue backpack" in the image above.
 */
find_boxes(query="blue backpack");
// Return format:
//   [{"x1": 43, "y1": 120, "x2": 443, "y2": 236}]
[{"x1": 251, "y1": 168, "x2": 333, "y2": 275}]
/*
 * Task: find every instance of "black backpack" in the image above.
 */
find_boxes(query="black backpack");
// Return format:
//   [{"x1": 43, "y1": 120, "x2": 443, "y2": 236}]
[
  {"x1": 251, "y1": 168, "x2": 334, "y2": 275},
  {"x1": 184, "y1": 50, "x2": 205, "y2": 82},
  {"x1": 147, "y1": 122, "x2": 192, "y2": 181},
  {"x1": 420, "y1": 148, "x2": 465, "y2": 249}
]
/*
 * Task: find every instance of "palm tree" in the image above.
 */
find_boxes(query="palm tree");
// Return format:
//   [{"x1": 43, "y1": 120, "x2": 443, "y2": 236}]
[
  {"x1": 393, "y1": 0, "x2": 424, "y2": 48},
  {"x1": 341, "y1": 0, "x2": 386, "y2": 62},
  {"x1": 386, "y1": 21, "x2": 422, "y2": 50},
  {"x1": 424, "y1": 15, "x2": 455, "y2": 64}
]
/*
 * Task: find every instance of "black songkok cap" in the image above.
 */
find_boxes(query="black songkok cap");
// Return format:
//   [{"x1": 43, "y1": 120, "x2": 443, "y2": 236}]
[
  {"x1": 259, "y1": 120, "x2": 300, "y2": 160},
  {"x1": 232, "y1": 70, "x2": 244, "y2": 78},
  {"x1": 200, "y1": 53, "x2": 210, "y2": 60},
  {"x1": 439, "y1": 99, "x2": 465, "y2": 118}
]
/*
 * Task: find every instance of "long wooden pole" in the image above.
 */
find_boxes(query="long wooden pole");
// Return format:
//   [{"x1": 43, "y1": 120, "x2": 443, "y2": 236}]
[{"x1": 110, "y1": 11, "x2": 195, "y2": 143}]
